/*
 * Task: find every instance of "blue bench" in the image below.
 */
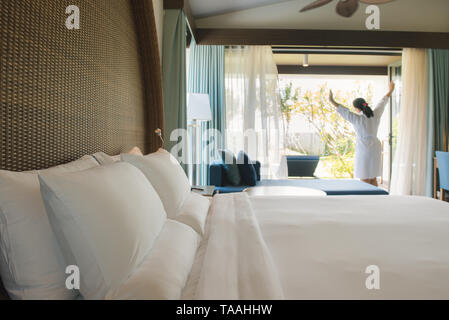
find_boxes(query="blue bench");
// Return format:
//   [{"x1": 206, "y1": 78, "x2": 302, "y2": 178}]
[{"x1": 209, "y1": 162, "x2": 389, "y2": 196}]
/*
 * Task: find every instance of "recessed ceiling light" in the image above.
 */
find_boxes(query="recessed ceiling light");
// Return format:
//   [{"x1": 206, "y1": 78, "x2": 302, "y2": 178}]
[{"x1": 303, "y1": 54, "x2": 309, "y2": 67}]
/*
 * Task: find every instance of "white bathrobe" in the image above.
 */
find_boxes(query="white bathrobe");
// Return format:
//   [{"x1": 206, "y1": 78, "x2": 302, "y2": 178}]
[{"x1": 337, "y1": 96, "x2": 388, "y2": 179}]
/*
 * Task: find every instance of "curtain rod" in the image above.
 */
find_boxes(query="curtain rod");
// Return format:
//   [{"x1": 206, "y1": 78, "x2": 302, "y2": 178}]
[
  {"x1": 221, "y1": 45, "x2": 402, "y2": 56},
  {"x1": 271, "y1": 47, "x2": 402, "y2": 56}
]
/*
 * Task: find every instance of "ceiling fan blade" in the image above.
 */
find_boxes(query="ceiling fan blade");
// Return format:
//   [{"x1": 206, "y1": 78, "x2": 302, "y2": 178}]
[
  {"x1": 336, "y1": 0, "x2": 359, "y2": 18},
  {"x1": 360, "y1": 0, "x2": 394, "y2": 3},
  {"x1": 299, "y1": 0, "x2": 334, "y2": 13}
]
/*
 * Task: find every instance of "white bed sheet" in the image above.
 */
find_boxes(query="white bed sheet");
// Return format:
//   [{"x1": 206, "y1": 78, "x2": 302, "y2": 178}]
[
  {"x1": 184, "y1": 194, "x2": 449, "y2": 300},
  {"x1": 253, "y1": 195, "x2": 449, "y2": 299}
]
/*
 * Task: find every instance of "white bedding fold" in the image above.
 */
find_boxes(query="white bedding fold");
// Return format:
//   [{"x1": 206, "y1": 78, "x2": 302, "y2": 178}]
[{"x1": 194, "y1": 193, "x2": 284, "y2": 300}]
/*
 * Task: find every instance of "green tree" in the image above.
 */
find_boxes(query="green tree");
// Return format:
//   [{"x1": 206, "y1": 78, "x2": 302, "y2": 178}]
[{"x1": 279, "y1": 82, "x2": 299, "y2": 137}]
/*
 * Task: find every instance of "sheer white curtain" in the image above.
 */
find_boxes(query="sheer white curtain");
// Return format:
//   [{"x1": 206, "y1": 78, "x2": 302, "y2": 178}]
[
  {"x1": 390, "y1": 48, "x2": 428, "y2": 195},
  {"x1": 225, "y1": 46, "x2": 287, "y2": 179}
]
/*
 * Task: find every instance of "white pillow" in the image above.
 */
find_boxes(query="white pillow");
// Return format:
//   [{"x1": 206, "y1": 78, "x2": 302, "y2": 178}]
[
  {"x1": 121, "y1": 149, "x2": 191, "y2": 219},
  {"x1": 105, "y1": 220, "x2": 200, "y2": 300},
  {"x1": 176, "y1": 192, "x2": 211, "y2": 236},
  {"x1": 0, "y1": 156, "x2": 99, "y2": 300},
  {"x1": 92, "y1": 146, "x2": 143, "y2": 166},
  {"x1": 39, "y1": 162, "x2": 167, "y2": 300},
  {"x1": 92, "y1": 152, "x2": 119, "y2": 165}
]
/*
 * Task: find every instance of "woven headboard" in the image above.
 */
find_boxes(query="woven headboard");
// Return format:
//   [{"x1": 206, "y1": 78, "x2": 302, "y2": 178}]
[{"x1": 0, "y1": 0, "x2": 163, "y2": 172}]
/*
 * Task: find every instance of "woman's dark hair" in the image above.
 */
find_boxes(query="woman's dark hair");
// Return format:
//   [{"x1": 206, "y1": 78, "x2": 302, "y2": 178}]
[{"x1": 353, "y1": 98, "x2": 374, "y2": 118}]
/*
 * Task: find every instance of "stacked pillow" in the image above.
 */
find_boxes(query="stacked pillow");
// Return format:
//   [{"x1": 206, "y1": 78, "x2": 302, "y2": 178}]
[
  {"x1": 219, "y1": 150, "x2": 258, "y2": 187},
  {"x1": 121, "y1": 149, "x2": 210, "y2": 235},
  {"x1": 39, "y1": 163, "x2": 168, "y2": 299},
  {"x1": 39, "y1": 150, "x2": 209, "y2": 299},
  {"x1": 105, "y1": 219, "x2": 200, "y2": 299},
  {"x1": 218, "y1": 149, "x2": 241, "y2": 186},
  {"x1": 0, "y1": 156, "x2": 99, "y2": 300},
  {"x1": 93, "y1": 146, "x2": 144, "y2": 165},
  {"x1": 121, "y1": 149, "x2": 191, "y2": 219},
  {"x1": 38, "y1": 149, "x2": 208, "y2": 299},
  {"x1": 0, "y1": 147, "x2": 211, "y2": 300}
]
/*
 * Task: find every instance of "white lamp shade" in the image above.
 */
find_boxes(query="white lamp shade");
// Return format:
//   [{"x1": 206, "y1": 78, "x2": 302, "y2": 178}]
[{"x1": 187, "y1": 93, "x2": 212, "y2": 121}]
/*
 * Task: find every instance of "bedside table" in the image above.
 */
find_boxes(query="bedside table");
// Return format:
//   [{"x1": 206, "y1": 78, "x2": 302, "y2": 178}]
[{"x1": 191, "y1": 185, "x2": 216, "y2": 197}]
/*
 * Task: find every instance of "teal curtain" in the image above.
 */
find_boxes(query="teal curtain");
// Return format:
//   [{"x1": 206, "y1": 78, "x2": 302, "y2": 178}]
[
  {"x1": 425, "y1": 49, "x2": 449, "y2": 197},
  {"x1": 425, "y1": 50, "x2": 435, "y2": 197},
  {"x1": 432, "y1": 49, "x2": 449, "y2": 152},
  {"x1": 162, "y1": 9, "x2": 187, "y2": 162},
  {"x1": 187, "y1": 41, "x2": 225, "y2": 185}
]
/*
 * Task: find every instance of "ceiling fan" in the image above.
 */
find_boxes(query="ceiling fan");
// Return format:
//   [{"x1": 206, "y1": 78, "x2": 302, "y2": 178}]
[{"x1": 300, "y1": 0, "x2": 395, "y2": 18}]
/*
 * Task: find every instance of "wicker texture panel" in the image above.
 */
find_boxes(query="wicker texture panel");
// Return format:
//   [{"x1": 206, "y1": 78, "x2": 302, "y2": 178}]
[
  {"x1": 132, "y1": 0, "x2": 165, "y2": 149},
  {"x1": 0, "y1": 0, "x2": 149, "y2": 171}
]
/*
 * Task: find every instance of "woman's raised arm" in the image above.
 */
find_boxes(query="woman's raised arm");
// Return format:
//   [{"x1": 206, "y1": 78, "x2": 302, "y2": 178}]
[
  {"x1": 372, "y1": 81, "x2": 395, "y2": 117},
  {"x1": 386, "y1": 81, "x2": 395, "y2": 98},
  {"x1": 329, "y1": 90, "x2": 358, "y2": 124},
  {"x1": 329, "y1": 90, "x2": 339, "y2": 107}
]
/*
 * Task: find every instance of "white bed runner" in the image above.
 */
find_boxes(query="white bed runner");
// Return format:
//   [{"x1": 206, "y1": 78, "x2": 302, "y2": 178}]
[{"x1": 194, "y1": 193, "x2": 284, "y2": 300}]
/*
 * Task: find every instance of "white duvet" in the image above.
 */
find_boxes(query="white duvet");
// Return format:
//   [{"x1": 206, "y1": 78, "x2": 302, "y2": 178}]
[{"x1": 184, "y1": 193, "x2": 449, "y2": 300}]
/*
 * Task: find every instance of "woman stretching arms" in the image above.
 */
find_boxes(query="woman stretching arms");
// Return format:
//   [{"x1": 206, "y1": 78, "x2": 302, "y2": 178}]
[{"x1": 328, "y1": 81, "x2": 395, "y2": 186}]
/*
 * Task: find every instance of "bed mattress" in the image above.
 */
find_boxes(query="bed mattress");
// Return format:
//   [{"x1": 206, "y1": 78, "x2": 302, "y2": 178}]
[{"x1": 184, "y1": 194, "x2": 449, "y2": 300}]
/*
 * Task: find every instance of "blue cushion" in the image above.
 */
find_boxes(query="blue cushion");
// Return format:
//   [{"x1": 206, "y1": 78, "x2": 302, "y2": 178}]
[
  {"x1": 209, "y1": 161, "x2": 226, "y2": 186},
  {"x1": 254, "y1": 161, "x2": 261, "y2": 181},
  {"x1": 237, "y1": 151, "x2": 257, "y2": 186},
  {"x1": 209, "y1": 161, "x2": 261, "y2": 187},
  {"x1": 218, "y1": 150, "x2": 241, "y2": 186}
]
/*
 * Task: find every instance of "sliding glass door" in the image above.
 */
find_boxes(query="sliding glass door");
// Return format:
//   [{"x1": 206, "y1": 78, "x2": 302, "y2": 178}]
[{"x1": 381, "y1": 61, "x2": 402, "y2": 189}]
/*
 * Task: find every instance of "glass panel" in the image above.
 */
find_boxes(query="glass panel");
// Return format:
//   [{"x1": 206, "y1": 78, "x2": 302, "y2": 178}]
[
  {"x1": 391, "y1": 66, "x2": 402, "y2": 164},
  {"x1": 278, "y1": 74, "x2": 388, "y2": 179},
  {"x1": 380, "y1": 64, "x2": 402, "y2": 190}
]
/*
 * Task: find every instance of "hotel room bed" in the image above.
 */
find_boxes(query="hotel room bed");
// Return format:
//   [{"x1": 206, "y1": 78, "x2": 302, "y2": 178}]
[
  {"x1": 181, "y1": 193, "x2": 449, "y2": 300},
  {"x1": 1, "y1": 154, "x2": 449, "y2": 300}
]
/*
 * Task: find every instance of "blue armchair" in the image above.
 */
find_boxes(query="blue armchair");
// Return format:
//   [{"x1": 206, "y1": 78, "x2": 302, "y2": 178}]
[
  {"x1": 436, "y1": 151, "x2": 449, "y2": 201},
  {"x1": 209, "y1": 160, "x2": 261, "y2": 193}
]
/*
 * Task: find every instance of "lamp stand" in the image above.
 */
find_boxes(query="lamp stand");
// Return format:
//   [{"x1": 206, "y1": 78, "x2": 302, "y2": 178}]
[
  {"x1": 187, "y1": 93, "x2": 213, "y2": 187},
  {"x1": 191, "y1": 119, "x2": 199, "y2": 186}
]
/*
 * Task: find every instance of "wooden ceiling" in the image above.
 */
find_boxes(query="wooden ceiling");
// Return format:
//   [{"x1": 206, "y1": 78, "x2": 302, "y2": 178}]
[{"x1": 163, "y1": 0, "x2": 449, "y2": 49}]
